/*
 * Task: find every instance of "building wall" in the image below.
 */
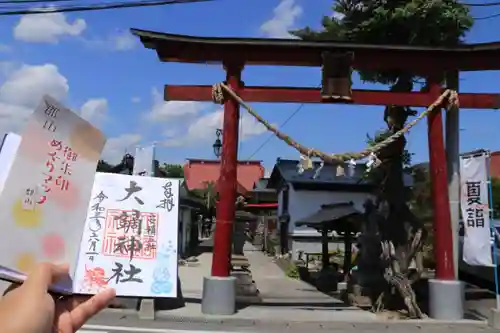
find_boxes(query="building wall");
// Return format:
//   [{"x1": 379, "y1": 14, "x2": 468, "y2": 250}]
[
  {"x1": 288, "y1": 186, "x2": 372, "y2": 235},
  {"x1": 277, "y1": 186, "x2": 373, "y2": 259},
  {"x1": 490, "y1": 152, "x2": 500, "y2": 179}
]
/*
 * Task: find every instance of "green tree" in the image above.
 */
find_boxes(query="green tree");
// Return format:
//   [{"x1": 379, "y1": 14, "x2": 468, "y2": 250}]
[
  {"x1": 292, "y1": 0, "x2": 472, "y2": 86},
  {"x1": 410, "y1": 163, "x2": 432, "y2": 217},
  {"x1": 293, "y1": 0, "x2": 473, "y2": 317},
  {"x1": 366, "y1": 130, "x2": 412, "y2": 169},
  {"x1": 96, "y1": 160, "x2": 113, "y2": 173},
  {"x1": 159, "y1": 163, "x2": 184, "y2": 178},
  {"x1": 191, "y1": 181, "x2": 218, "y2": 217}
]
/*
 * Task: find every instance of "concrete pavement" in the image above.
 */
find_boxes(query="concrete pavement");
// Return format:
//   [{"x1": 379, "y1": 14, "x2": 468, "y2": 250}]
[
  {"x1": 3, "y1": 240, "x2": 499, "y2": 330},
  {"x1": 173, "y1": 243, "x2": 376, "y2": 323},
  {"x1": 165, "y1": 244, "x2": 498, "y2": 327},
  {"x1": 86, "y1": 311, "x2": 498, "y2": 333}
]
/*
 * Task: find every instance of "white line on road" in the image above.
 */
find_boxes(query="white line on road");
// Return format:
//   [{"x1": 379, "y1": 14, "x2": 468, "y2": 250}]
[{"x1": 82, "y1": 325, "x2": 234, "y2": 333}]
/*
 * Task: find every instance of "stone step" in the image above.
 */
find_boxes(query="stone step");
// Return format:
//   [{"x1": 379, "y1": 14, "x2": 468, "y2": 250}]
[
  {"x1": 236, "y1": 294, "x2": 262, "y2": 303},
  {"x1": 236, "y1": 284, "x2": 259, "y2": 295},
  {"x1": 232, "y1": 273, "x2": 254, "y2": 285},
  {"x1": 231, "y1": 259, "x2": 250, "y2": 268},
  {"x1": 231, "y1": 254, "x2": 247, "y2": 260}
]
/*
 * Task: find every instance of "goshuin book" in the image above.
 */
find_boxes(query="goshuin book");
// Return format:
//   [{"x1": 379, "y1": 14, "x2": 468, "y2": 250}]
[
  {"x1": 73, "y1": 172, "x2": 180, "y2": 297},
  {"x1": 0, "y1": 95, "x2": 179, "y2": 297}
]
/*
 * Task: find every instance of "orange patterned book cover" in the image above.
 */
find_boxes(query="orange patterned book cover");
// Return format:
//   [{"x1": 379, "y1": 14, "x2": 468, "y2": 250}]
[{"x1": 0, "y1": 95, "x2": 106, "y2": 292}]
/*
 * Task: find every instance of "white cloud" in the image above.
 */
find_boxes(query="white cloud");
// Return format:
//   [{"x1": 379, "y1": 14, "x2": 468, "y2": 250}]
[
  {"x1": 14, "y1": 12, "x2": 86, "y2": 44},
  {"x1": 260, "y1": 0, "x2": 302, "y2": 38},
  {"x1": 0, "y1": 63, "x2": 69, "y2": 132},
  {"x1": 0, "y1": 63, "x2": 68, "y2": 108},
  {"x1": 0, "y1": 63, "x2": 109, "y2": 137},
  {"x1": 101, "y1": 134, "x2": 142, "y2": 164},
  {"x1": 163, "y1": 108, "x2": 267, "y2": 147},
  {"x1": 145, "y1": 87, "x2": 205, "y2": 122},
  {"x1": 80, "y1": 98, "x2": 108, "y2": 126},
  {"x1": 108, "y1": 31, "x2": 137, "y2": 51},
  {"x1": 83, "y1": 30, "x2": 138, "y2": 52},
  {"x1": 131, "y1": 96, "x2": 141, "y2": 103},
  {"x1": 0, "y1": 62, "x2": 134, "y2": 166},
  {"x1": 0, "y1": 61, "x2": 18, "y2": 79}
]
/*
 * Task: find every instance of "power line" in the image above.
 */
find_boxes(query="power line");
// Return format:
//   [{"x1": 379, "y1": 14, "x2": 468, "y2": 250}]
[
  {"x1": 464, "y1": 1, "x2": 500, "y2": 6},
  {"x1": 0, "y1": 0, "x2": 213, "y2": 15},
  {"x1": 246, "y1": 103, "x2": 306, "y2": 160},
  {"x1": 474, "y1": 11, "x2": 500, "y2": 19},
  {"x1": 0, "y1": 0, "x2": 72, "y2": 4},
  {"x1": 464, "y1": 1, "x2": 500, "y2": 20}
]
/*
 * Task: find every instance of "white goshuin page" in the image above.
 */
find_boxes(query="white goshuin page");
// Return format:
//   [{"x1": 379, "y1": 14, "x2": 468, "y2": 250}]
[
  {"x1": 73, "y1": 173, "x2": 179, "y2": 297},
  {"x1": 0, "y1": 96, "x2": 106, "y2": 293}
]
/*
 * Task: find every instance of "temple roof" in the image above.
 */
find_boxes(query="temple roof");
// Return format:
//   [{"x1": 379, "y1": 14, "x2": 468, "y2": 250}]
[
  {"x1": 131, "y1": 28, "x2": 500, "y2": 71},
  {"x1": 267, "y1": 158, "x2": 413, "y2": 191},
  {"x1": 183, "y1": 159, "x2": 264, "y2": 194}
]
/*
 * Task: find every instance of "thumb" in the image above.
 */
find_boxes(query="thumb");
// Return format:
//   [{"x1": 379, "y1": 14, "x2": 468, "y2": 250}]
[{"x1": 24, "y1": 263, "x2": 69, "y2": 292}]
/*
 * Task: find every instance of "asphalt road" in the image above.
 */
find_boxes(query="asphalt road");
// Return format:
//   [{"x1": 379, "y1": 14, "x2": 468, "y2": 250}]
[{"x1": 81, "y1": 310, "x2": 500, "y2": 333}]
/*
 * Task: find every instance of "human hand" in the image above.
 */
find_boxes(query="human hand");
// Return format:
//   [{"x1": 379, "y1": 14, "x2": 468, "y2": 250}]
[{"x1": 0, "y1": 263, "x2": 116, "y2": 333}]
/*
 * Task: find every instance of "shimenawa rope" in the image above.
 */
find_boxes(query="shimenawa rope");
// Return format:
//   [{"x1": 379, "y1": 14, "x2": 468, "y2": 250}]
[{"x1": 211, "y1": 83, "x2": 459, "y2": 164}]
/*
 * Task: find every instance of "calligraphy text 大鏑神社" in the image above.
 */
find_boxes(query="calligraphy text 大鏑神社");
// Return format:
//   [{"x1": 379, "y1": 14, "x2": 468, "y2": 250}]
[
  {"x1": 117, "y1": 181, "x2": 144, "y2": 205},
  {"x1": 86, "y1": 191, "x2": 108, "y2": 261},
  {"x1": 113, "y1": 235, "x2": 143, "y2": 262},
  {"x1": 113, "y1": 209, "x2": 143, "y2": 261},
  {"x1": 156, "y1": 181, "x2": 175, "y2": 212},
  {"x1": 108, "y1": 262, "x2": 143, "y2": 284},
  {"x1": 465, "y1": 180, "x2": 486, "y2": 228},
  {"x1": 115, "y1": 210, "x2": 143, "y2": 235}
]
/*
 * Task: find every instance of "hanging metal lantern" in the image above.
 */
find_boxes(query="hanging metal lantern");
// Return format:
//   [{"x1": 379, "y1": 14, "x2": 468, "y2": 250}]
[
  {"x1": 212, "y1": 129, "x2": 222, "y2": 158},
  {"x1": 321, "y1": 51, "x2": 353, "y2": 102}
]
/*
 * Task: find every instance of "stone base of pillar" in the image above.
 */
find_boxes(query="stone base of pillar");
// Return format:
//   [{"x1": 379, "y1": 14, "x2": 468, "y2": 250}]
[
  {"x1": 488, "y1": 307, "x2": 500, "y2": 328},
  {"x1": 428, "y1": 279, "x2": 464, "y2": 320},
  {"x1": 201, "y1": 276, "x2": 236, "y2": 315},
  {"x1": 138, "y1": 298, "x2": 155, "y2": 320}
]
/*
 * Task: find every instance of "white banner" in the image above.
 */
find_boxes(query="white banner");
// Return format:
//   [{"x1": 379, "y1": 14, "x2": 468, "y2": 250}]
[
  {"x1": 460, "y1": 152, "x2": 493, "y2": 266},
  {"x1": 133, "y1": 145, "x2": 155, "y2": 176}
]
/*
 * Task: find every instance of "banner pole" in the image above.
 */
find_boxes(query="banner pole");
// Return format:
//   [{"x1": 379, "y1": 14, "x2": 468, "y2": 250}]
[{"x1": 487, "y1": 150, "x2": 500, "y2": 310}]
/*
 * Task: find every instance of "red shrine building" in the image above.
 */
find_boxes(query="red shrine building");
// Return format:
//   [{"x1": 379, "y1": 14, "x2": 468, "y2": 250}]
[
  {"x1": 489, "y1": 151, "x2": 500, "y2": 179},
  {"x1": 183, "y1": 159, "x2": 265, "y2": 196}
]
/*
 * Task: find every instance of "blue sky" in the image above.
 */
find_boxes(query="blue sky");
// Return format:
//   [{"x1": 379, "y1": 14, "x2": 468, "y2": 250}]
[{"x1": 0, "y1": 0, "x2": 499, "y2": 174}]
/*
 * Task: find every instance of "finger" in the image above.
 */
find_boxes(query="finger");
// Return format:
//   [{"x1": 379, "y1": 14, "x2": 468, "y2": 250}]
[
  {"x1": 69, "y1": 288, "x2": 116, "y2": 330},
  {"x1": 24, "y1": 262, "x2": 69, "y2": 291}
]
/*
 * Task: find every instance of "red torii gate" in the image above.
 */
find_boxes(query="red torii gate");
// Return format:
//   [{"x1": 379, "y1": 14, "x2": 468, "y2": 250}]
[{"x1": 132, "y1": 28, "x2": 500, "y2": 314}]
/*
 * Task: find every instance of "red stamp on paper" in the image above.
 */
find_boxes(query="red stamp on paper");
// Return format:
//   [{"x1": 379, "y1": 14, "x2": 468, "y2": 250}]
[{"x1": 101, "y1": 209, "x2": 159, "y2": 260}]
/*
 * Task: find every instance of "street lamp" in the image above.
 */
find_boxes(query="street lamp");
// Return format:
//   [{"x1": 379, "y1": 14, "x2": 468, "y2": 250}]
[{"x1": 213, "y1": 129, "x2": 222, "y2": 158}]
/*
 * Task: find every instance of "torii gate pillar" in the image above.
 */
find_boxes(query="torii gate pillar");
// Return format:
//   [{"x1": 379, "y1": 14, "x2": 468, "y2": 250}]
[
  {"x1": 427, "y1": 77, "x2": 464, "y2": 320},
  {"x1": 445, "y1": 71, "x2": 460, "y2": 279},
  {"x1": 201, "y1": 62, "x2": 243, "y2": 315}
]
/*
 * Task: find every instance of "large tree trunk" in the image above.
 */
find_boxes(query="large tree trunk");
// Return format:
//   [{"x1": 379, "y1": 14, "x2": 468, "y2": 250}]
[{"x1": 347, "y1": 77, "x2": 427, "y2": 318}]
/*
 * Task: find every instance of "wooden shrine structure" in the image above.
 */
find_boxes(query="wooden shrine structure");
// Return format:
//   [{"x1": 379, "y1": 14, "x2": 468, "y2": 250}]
[{"x1": 132, "y1": 28, "x2": 500, "y2": 283}]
